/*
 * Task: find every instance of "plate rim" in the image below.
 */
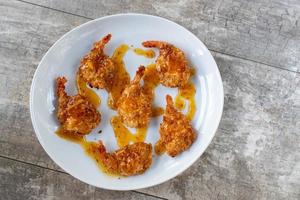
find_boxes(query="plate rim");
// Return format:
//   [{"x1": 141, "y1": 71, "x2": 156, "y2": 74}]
[{"x1": 29, "y1": 13, "x2": 224, "y2": 190}]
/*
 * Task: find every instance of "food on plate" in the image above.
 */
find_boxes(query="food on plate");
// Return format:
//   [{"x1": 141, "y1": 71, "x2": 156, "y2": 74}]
[
  {"x1": 133, "y1": 47, "x2": 155, "y2": 58},
  {"x1": 53, "y1": 36, "x2": 199, "y2": 177},
  {"x1": 142, "y1": 41, "x2": 191, "y2": 87},
  {"x1": 117, "y1": 66, "x2": 152, "y2": 128},
  {"x1": 155, "y1": 95, "x2": 196, "y2": 157},
  {"x1": 56, "y1": 77, "x2": 101, "y2": 135},
  {"x1": 85, "y1": 141, "x2": 152, "y2": 176},
  {"x1": 78, "y1": 34, "x2": 115, "y2": 89}
]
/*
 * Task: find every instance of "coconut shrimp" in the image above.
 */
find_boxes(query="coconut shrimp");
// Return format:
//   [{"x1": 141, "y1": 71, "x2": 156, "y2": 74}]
[{"x1": 142, "y1": 41, "x2": 191, "y2": 87}]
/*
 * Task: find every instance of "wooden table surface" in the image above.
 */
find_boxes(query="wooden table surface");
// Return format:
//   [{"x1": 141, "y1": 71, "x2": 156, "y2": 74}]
[{"x1": 1, "y1": 0, "x2": 299, "y2": 199}]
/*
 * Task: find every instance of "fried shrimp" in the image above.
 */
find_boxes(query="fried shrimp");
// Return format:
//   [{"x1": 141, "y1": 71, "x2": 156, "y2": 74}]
[
  {"x1": 142, "y1": 41, "x2": 191, "y2": 87},
  {"x1": 56, "y1": 77, "x2": 101, "y2": 134},
  {"x1": 90, "y1": 141, "x2": 152, "y2": 176},
  {"x1": 155, "y1": 95, "x2": 196, "y2": 157},
  {"x1": 78, "y1": 34, "x2": 115, "y2": 89},
  {"x1": 117, "y1": 66, "x2": 152, "y2": 128}
]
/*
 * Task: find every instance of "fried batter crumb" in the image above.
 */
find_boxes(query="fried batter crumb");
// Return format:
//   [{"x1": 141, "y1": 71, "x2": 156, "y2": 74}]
[{"x1": 93, "y1": 141, "x2": 152, "y2": 176}]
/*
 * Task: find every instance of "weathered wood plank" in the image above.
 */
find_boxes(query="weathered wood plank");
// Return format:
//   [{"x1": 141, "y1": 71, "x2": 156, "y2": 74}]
[
  {"x1": 0, "y1": 0, "x2": 299, "y2": 199},
  {"x1": 23, "y1": 0, "x2": 300, "y2": 72},
  {"x1": 0, "y1": 157, "x2": 161, "y2": 200},
  {"x1": 0, "y1": 0, "x2": 89, "y2": 170},
  {"x1": 0, "y1": 0, "x2": 88, "y2": 106}
]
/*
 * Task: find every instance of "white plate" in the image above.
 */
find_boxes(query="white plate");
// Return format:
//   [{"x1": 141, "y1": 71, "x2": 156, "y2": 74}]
[{"x1": 30, "y1": 13, "x2": 223, "y2": 190}]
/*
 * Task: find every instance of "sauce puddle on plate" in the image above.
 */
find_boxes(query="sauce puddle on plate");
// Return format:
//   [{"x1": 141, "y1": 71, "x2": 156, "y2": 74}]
[
  {"x1": 175, "y1": 68, "x2": 196, "y2": 121},
  {"x1": 143, "y1": 63, "x2": 164, "y2": 118},
  {"x1": 55, "y1": 127, "x2": 84, "y2": 144},
  {"x1": 76, "y1": 73, "x2": 101, "y2": 107},
  {"x1": 133, "y1": 48, "x2": 155, "y2": 58},
  {"x1": 82, "y1": 141, "x2": 117, "y2": 177},
  {"x1": 111, "y1": 116, "x2": 147, "y2": 148},
  {"x1": 107, "y1": 44, "x2": 131, "y2": 110}
]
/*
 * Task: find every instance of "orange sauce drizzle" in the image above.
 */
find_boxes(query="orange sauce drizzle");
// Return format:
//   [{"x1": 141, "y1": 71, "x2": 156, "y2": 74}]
[
  {"x1": 143, "y1": 64, "x2": 164, "y2": 118},
  {"x1": 55, "y1": 127, "x2": 84, "y2": 144},
  {"x1": 152, "y1": 107, "x2": 164, "y2": 117},
  {"x1": 143, "y1": 64, "x2": 160, "y2": 90},
  {"x1": 175, "y1": 82, "x2": 196, "y2": 121},
  {"x1": 107, "y1": 44, "x2": 130, "y2": 109},
  {"x1": 175, "y1": 68, "x2": 196, "y2": 121},
  {"x1": 175, "y1": 96, "x2": 186, "y2": 110},
  {"x1": 110, "y1": 116, "x2": 147, "y2": 148},
  {"x1": 76, "y1": 73, "x2": 101, "y2": 107},
  {"x1": 190, "y1": 67, "x2": 196, "y2": 76},
  {"x1": 133, "y1": 48, "x2": 155, "y2": 58},
  {"x1": 81, "y1": 141, "x2": 117, "y2": 176}
]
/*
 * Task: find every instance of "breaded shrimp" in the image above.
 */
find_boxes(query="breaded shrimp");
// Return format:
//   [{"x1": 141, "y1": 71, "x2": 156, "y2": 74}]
[
  {"x1": 155, "y1": 95, "x2": 196, "y2": 157},
  {"x1": 91, "y1": 141, "x2": 152, "y2": 176},
  {"x1": 56, "y1": 77, "x2": 101, "y2": 134},
  {"x1": 142, "y1": 41, "x2": 191, "y2": 87},
  {"x1": 117, "y1": 66, "x2": 152, "y2": 128},
  {"x1": 78, "y1": 34, "x2": 115, "y2": 89}
]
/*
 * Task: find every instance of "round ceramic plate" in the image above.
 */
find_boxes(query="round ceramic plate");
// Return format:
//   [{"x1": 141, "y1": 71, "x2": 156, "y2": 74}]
[{"x1": 30, "y1": 13, "x2": 223, "y2": 190}]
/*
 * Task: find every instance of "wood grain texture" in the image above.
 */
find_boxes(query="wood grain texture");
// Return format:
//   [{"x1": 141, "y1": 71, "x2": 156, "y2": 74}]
[
  {"x1": 0, "y1": 0, "x2": 89, "y2": 170},
  {"x1": 0, "y1": 157, "x2": 161, "y2": 200},
  {"x1": 0, "y1": 0, "x2": 299, "y2": 199},
  {"x1": 23, "y1": 0, "x2": 300, "y2": 72}
]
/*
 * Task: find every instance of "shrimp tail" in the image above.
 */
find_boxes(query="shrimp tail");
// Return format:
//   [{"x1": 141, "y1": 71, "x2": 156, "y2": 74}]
[
  {"x1": 142, "y1": 41, "x2": 167, "y2": 49},
  {"x1": 132, "y1": 65, "x2": 145, "y2": 84},
  {"x1": 93, "y1": 33, "x2": 112, "y2": 51}
]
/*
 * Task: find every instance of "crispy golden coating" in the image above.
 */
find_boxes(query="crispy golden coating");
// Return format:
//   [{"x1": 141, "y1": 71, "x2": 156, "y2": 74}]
[
  {"x1": 117, "y1": 66, "x2": 152, "y2": 128},
  {"x1": 56, "y1": 77, "x2": 101, "y2": 134},
  {"x1": 155, "y1": 95, "x2": 196, "y2": 157},
  {"x1": 142, "y1": 41, "x2": 191, "y2": 87},
  {"x1": 78, "y1": 34, "x2": 115, "y2": 89},
  {"x1": 95, "y1": 141, "x2": 152, "y2": 176}
]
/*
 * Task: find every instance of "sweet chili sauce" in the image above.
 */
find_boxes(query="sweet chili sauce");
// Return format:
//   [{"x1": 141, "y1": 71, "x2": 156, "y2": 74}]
[
  {"x1": 76, "y1": 73, "x2": 101, "y2": 107},
  {"x1": 107, "y1": 44, "x2": 131, "y2": 110},
  {"x1": 175, "y1": 68, "x2": 196, "y2": 121},
  {"x1": 133, "y1": 48, "x2": 155, "y2": 58},
  {"x1": 110, "y1": 116, "x2": 147, "y2": 148}
]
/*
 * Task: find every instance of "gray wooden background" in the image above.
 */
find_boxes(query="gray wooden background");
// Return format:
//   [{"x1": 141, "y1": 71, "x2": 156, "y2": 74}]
[{"x1": 0, "y1": 0, "x2": 299, "y2": 199}]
